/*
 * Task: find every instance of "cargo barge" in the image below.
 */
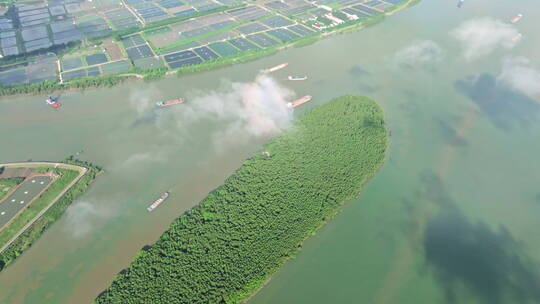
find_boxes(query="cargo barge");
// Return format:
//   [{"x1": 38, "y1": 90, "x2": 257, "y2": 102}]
[
  {"x1": 156, "y1": 98, "x2": 185, "y2": 107},
  {"x1": 263, "y1": 63, "x2": 288, "y2": 73},
  {"x1": 147, "y1": 192, "x2": 169, "y2": 212},
  {"x1": 287, "y1": 95, "x2": 312, "y2": 108}
]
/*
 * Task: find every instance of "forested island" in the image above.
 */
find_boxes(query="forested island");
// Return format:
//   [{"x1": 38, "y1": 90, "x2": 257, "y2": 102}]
[{"x1": 96, "y1": 95, "x2": 388, "y2": 303}]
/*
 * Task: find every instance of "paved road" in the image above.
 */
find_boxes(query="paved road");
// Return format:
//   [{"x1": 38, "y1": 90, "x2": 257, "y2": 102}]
[
  {"x1": 0, "y1": 162, "x2": 87, "y2": 254},
  {"x1": 0, "y1": 176, "x2": 52, "y2": 228}
]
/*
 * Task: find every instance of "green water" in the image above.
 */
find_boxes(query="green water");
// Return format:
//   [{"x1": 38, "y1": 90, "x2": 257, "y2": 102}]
[{"x1": 1, "y1": 0, "x2": 539, "y2": 303}]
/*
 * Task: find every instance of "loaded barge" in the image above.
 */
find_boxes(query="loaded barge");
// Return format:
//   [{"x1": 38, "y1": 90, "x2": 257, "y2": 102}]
[
  {"x1": 287, "y1": 95, "x2": 312, "y2": 108},
  {"x1": 156, "y1": 98, "x2": 185, "y2": 107},
  {"x1": 263, "y1": 63, "x2": 288, "y2": 73},
  {"x1": 147, "y1": 192, "x2": 169, "y2": 212}
]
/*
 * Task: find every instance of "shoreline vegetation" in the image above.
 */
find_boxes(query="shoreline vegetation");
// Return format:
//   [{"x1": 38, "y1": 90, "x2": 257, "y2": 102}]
[
  {"x1": 95, "y1": 95, "x2": 388, "y2": 304},
  {"x1": 0, "y1": 157, "x2": 102, "y2": 272},
  {"x1": 0, "y1": 0, "x2": 416, "y2": 97}
]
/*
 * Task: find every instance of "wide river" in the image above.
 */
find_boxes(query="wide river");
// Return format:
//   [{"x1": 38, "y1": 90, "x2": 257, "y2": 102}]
[{"x1": 1, "y1": 0, "x2": 540, "y2": 303}]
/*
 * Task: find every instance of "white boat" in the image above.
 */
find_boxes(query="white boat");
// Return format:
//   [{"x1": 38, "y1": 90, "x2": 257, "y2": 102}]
[
  {"x1": 288, "y1": 75, "x2": 308, "y2": 81},
  {"x1": 511, "y1": 14, "x2": 523, "y2": 23}
]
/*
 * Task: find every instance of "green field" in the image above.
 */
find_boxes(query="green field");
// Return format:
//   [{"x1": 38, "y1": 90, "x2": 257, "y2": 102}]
[{"x1": 96, "y1": 95, "x2": 388, "y2": 304}]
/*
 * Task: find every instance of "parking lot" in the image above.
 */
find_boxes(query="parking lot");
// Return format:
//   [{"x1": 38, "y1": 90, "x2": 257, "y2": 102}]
[{"x1": 0, "y1": 176, "x2": 52, "y2": 229}]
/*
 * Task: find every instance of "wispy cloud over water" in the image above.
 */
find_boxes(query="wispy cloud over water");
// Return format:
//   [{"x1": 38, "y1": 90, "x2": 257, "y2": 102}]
[
  {"x1": 130, "y1": 75, "x2": 295, "y2": 153},
  {"x1": 189, "y1": 75, "x2": 294, "y2": 137},
  {"x1": 393, "y1": 40, "x2": 445, "y2": 71},
  {"x1": 451, "y1": 18, "x2": 520, "y2": 61},
  {"x1": 64, "y1": 200, "x2": 114, "y2": 238},
  {"x1": 498, "y1": 57, "x2": 540, "y2": 99}
]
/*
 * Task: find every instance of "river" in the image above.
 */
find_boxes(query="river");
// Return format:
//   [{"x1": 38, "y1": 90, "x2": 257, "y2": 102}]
[{"x1": 1, "y1": 0, "x2": 539, "y2": 303}]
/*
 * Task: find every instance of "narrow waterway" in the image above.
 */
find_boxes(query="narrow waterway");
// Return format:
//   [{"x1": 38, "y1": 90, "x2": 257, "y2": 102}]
[{"x1": 1, "y1": 0, "x2": 539, "y2": 303}]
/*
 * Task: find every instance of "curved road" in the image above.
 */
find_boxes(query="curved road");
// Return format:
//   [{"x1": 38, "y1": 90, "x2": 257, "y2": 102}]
[{"x1": 0, "y1": 162, "x2": 87, "y2": 254}]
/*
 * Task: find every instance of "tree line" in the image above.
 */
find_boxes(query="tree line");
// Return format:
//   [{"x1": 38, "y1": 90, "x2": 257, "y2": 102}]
[{"x1": 0, "y1": 75, "x2": 127, "y2": 96}]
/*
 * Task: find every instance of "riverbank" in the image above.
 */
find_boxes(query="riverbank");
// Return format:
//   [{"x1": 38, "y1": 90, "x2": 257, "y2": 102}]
[
  {"x1": 96, "y1": 95, "x2": 388, "y2": 303},
  {"x1": 0, "y1": 158, "x2": 102, "y2": 272},
  {"x1": 0, "y1": 0, "x2": 417, "y2": 98}
]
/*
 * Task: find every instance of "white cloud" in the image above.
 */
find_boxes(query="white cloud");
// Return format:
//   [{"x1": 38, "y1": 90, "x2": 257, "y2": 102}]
[
  {"x1": 191, "y1": 75, "x2": 293, "y2": 136},
  {"x1": 498, "y1": 57, "x2": 540, "y2": 98},
  {"x1": 123, "y1": 152, "x2": 154, "y2": 164},
  {"x1": 129, "y1": 85, "x2": 161, "y2": 116},
  {"x1": 393, "y1": 40, "x2": 445, "y2": 70},
  {"x1": 120, "y1": 151, "x2": 168, "y2": 168},
  {"x1": 451, "y1": 18, "x2": 520, "y2": 61},
  {"x1": 130, "y1": 74, "x2": 295, "y2": 152},
  {"x1": 64, "y1": 201, "x2": 112, "y2": 238}
]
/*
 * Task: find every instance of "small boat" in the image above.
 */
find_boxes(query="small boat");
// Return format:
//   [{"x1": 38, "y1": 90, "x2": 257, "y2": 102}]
[
  {"x1": 288, "y1": 75, "x2": 308, "y2": 81},
  {"x1": 147, "y1": 192, "x2": 169, "y2": 212},
  {"x1": 45, "y1": 96, "x2": 62, "y2": 108},
  {"x1": 263, "y1": 63, "x2": 288, "y2": 73},
  {"x1": 511, "y1": 33, "x2": 522, "y2": 42},
  {"x1": 510, "y1": 14, "x2": 523, "y2": 23},
  {"x1": 457, "y1": 0, "x2": 464, "y2": 8},
  {"x1": 287, "y1": 95, "x2": 312, "y2": 109},
  {"x1": 156, "y1": 98, "x2": 185, "y2": 107}
]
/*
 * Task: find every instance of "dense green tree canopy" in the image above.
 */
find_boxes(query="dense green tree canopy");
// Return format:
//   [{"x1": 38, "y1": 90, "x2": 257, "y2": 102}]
[{"x1": 96, "y1": 95, "x2": 388, "y2": 304}]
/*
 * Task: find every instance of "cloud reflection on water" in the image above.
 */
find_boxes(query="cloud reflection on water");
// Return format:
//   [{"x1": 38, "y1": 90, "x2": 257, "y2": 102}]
[
  {"x1": 435, "y1": 118, "x2": 468, "y2": 147},
  {"x1": 455, "y1": 73, "x2": 540, "y2": 131},
  {"x1": 348, "y1": 65, "x2": 371, "y2": 77},
  {"x1": 420, "y1": 173, "x2": 540, "y2": 304}
]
